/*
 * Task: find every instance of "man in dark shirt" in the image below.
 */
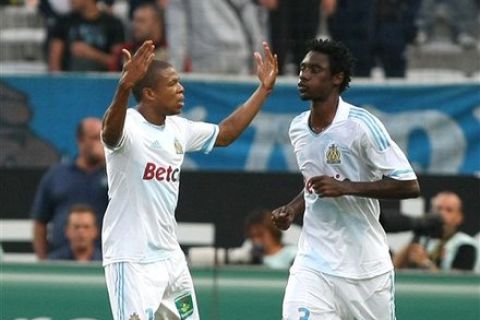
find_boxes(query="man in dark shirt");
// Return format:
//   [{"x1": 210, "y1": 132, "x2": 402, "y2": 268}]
[
  {"x1": 31, "y1": 118, "x2": 108, "y2": 259},
  {"x1": 48, "y1": 204, "x2": 102, "y2": 261},
  {"x1": 48, "y1": 0, "x2": 125, "y2": 71}
]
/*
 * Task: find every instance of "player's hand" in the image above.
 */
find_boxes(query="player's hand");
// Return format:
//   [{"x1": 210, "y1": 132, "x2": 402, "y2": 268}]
[
  {"x1": 119, "y1": 40, "x2": 156, "y2": 90},
  {"x1": 306, "y1": 175, "x2": 349, "y2": 197},
  {"x1": 272, "y1": 205, "x2": 296, "y2": 230},
  {"x1": 254, "y1": 42, "x2": 278, "y2": 93}
]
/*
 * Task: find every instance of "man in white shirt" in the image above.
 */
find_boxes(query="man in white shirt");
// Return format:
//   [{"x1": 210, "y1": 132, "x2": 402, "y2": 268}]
[
  {"x1": 272, "y1": 39, "x2": 420, "y2": 320},
  {"x1": 101, "y1": 40, "x2": 277, "y2": 320}
]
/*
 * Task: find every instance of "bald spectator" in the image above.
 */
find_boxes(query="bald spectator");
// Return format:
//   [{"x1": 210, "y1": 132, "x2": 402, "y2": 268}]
[
  {"x1": 394, "y1": 191, "x2": 478, "y2": 271},
  {"x1": 48, "y1": 204, "x2": 102, "y2": 261},
  {"x1": 48, "y1": 0, "x2": 125, "y2": 71},
  {"x1": 31, "y1": 118, "x2": 108, "y2": 260}
]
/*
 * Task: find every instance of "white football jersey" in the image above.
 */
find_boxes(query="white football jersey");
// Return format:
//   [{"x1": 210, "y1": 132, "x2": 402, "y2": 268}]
[
  {"x1": 102, "y1": 108, "x2": 219, "y2": 266},
  {"x1": 289, "y1": 98, "x2": 416, "y2": 279}
]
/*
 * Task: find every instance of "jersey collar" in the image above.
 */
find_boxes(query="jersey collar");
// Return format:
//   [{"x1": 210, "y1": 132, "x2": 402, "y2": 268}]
[{"x1": 331, "y1": 97, "x2": 350, "y2": 124}]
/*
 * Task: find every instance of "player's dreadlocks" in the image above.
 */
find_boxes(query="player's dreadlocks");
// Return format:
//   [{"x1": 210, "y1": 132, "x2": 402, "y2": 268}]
[{"x1": 306, "y1": 39, "x2": 355, "y2": 93}]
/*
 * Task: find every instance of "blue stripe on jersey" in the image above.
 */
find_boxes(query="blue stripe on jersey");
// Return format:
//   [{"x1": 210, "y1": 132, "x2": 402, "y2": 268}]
[
  {"x1": 349, "y1": 109, "x2": 390, "y2": 151},
  {"x1": 390, "y1": 168, "x2": 414, "y2": 178},
  {"x1": 121, "y1": 263, "x2": 124, "y2": 320},
  {"x1": 390, "y1": 271, "x2": 396, "y2": 320},
  {"x1": 116, "y1": 264, "x2": 121, "y2": 320}
]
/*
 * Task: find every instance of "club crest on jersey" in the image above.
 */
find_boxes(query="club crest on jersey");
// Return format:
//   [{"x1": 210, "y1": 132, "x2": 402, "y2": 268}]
[
  {"x1": 128, "y1": 313, "x2": 141, "y2": 320},
  {"x1": 174, "y1": 138, "x2": 183, "y2": 154},
  {"x1": 326, "y1": 143, "x2": 341, "y2": 164}
]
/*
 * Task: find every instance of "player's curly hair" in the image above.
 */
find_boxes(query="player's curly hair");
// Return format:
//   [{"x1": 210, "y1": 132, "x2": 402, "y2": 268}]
[{"x1": 305, "y1": 38, "x2": 354, "y2": 93}]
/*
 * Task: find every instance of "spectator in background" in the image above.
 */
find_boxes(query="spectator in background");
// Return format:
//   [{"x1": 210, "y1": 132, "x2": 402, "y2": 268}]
[
  {"x1": 259, "y1": 0, "x2": 321, "y2": 75},
  {"x1": 416, "y1": 0, "x2": 479, "y2": 48},
  {"x1": 128, "y1": 0, "x2": 168, "y2": 19},
  {"x1": 244, "y1": 209, "x2": 297, "y2": 269},
  {"x1": 31, "y1": 117, "x2": 108, "y2": 260},
  {"x1": 114, "y1": 3, "x2": 167, "y2": 70},
  {"x1": 165, "y1": 0, "x2": 267, "y2": 74},
  {"x1": 394, "y1": 191, "x2": 479, "y2": 271},
  {"x1": 38, "y1": 0, "x2": 115, "y2": 59},
  {"x1": 48, "y1": 204, "x2": 102, "y2": 261},
  {"x1": 327, "y1": 0, "x2": 421, "y2": 77},
  {"x1": 48, "y1": 0, "x2": 125, "y2": 72}
]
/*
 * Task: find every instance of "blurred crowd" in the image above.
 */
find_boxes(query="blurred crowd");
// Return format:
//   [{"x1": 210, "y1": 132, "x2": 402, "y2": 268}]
[{"x1": 2, "y1": 0, "x2": 477, "y2": 76}]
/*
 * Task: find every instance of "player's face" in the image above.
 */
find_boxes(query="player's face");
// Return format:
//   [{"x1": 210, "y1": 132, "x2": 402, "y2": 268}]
[
  {"x1": 432, "y1": 194, "x2": 463, "y2": 236},
  {"x1": 66, "y1": 212, "x2": 98, "y2": 251},
  {"x1": 298, "y1": 51, "x2": 341, "y2": 101},
  {"x1": 151, "y1": 67, "x2": 185, "y2": 116}
]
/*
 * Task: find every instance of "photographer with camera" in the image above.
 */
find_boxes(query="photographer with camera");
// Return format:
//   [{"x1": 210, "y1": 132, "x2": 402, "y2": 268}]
[{"x1": 393, "y1": 191, "x2": 478, "y2": 272}]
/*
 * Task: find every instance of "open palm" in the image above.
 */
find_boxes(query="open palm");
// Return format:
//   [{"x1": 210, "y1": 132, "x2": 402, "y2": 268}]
[
  {"x1": 255, "y1": 42, "x2": 279, "y2": 92},
  {"x1": 119, "y1": 40, "x2": 156, "y2": 89}
]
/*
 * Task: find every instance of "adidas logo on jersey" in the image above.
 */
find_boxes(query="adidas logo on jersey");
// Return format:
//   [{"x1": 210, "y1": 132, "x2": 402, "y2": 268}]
[{"x1": 151, "y1": 140, "x2": 162, "y2": 149}]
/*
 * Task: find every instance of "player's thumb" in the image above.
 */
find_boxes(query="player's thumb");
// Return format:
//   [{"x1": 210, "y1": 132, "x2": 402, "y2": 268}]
[{"x1": 122, "y1": 48, "x2": 132, "y2": 62}]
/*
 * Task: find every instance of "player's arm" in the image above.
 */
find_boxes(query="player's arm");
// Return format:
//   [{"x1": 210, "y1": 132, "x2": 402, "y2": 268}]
[
  {"x1": 101, "y1": 41, "x2": 155, "y2": 148},
  {"x1": 307, "y1": 175, "x2": 420, "y2": 199},
  {"x1": 214, "y1": 42, "x2": 278, "y2": 147},
  {"x1": 271, "y1": 190, "x2": 305, "y2": 230}
]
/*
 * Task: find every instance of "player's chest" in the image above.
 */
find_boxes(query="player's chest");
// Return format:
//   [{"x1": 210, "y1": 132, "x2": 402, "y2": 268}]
[
  {"x1": 133, "y1": 126, "x2": 185, "y2": 165},
  {"x1": 295, "y1": 131, "x2": 355, "y2": 166}
]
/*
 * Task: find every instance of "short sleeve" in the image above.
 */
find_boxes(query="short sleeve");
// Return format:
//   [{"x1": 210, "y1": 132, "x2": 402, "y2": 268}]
[
  {"x1": 358, "y1": 115, "x2": 416, "y2": 181},
  {"x1": 30, "y1": 167, "x2": 56, "y2": 223},
  {"x1": 182, "y1": 119, "x2": 219, "y2": 154}
]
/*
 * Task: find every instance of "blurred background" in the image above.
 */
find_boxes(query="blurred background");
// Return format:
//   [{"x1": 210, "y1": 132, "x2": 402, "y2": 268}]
[{"x1": 1, "y1": 0, "x2": 479, "y2": 319}]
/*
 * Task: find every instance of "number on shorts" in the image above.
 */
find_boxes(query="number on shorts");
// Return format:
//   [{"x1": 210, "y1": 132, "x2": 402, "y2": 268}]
[
  {"x1": 145, "y1": 308, "x2": 154, "y2": 320},
  {"x1": 298, "y1": 307, "x2": 310, "y2": 320}
]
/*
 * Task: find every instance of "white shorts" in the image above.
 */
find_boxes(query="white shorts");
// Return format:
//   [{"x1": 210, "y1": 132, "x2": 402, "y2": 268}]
[
  {"x1": 104, "y1": 250, "x2": 199, "y2": 320},
  {"x1": 282, "y1": 268, "x2": 396, "y2": 320}
]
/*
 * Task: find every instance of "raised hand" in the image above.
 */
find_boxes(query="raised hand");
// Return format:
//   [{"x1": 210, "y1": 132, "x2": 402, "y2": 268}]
[
  {"x1": 119, "y1": 40, "x2": 156, "y2": 90},
  {"x1": 254, "y1": 42, "x2": 278, "y2": 93},
  {"x1": 272, "y1": 205, "x2": 296, "y2": 230}
]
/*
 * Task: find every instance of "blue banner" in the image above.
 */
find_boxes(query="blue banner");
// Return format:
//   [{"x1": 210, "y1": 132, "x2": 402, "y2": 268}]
[{"x1": 1, "y1": 74, "x2": 479, "y2": 174}]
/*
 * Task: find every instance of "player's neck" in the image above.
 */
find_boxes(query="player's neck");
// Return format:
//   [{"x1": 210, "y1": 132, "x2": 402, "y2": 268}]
[
  {"x1": 138, "y1": 104, "x2": 167, "y2": 126},
  {"x1": 309, "y1": 94, "x2": 339, "y2": 133}
]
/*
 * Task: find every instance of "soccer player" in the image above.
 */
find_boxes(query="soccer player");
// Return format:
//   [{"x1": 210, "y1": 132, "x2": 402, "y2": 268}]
[
  {"x1": 101, "y1": 40, "x2": 277, "y2": 320},
  {"x1": 272, "y1": 39, "x2": 420, "y2": 320}
]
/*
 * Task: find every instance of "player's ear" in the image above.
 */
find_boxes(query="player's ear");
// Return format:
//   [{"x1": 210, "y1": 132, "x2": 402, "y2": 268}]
[
  {"x1": 333, "y1": 72, "x2": 344, "y2": 87},
  {"x1": 143, "y1": 88, "x2": 155, "y2": 101}
]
